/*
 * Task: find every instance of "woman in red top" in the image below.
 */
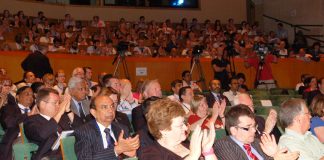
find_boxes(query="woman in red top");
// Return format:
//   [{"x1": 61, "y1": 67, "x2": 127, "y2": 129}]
[{"x1": 188, "y1": 95, "x2": 226, "y2": 130}]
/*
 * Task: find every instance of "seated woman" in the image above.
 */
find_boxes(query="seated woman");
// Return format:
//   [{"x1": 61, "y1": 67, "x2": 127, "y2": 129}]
[
  {"x1": 139, "y1": 98, "x2": 217, "y2": 160},
  {"x1": 188, "y1": 95, "x2": 226, "y2": 130},
  {"x1": 310, "y1": 94, "x2": 324, "y2": 143}
]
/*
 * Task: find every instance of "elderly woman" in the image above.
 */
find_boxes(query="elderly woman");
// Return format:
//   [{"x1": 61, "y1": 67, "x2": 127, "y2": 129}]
[
  {"x1": 188, "y1": 95, "x2": 226, "y2": 130},
  {"x1": 310, "y1": 94, "x2": 324, "y2": 142},
  {"x1": 139, "y1": 98, "x2": 217, "y2": 160}
]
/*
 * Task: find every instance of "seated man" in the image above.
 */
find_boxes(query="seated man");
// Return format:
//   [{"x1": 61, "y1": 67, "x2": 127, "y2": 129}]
[
  {"x1": 24, "y1": 88, "x2": 82, "y2": 159},
  {"x1": 74, "y1": 95, "x2": 139, "y2": 160},
  {"x1": 233, "y1": 93, "x2": 282, "y2": 142},
  {"x1": 214, "y1": 105, "x2": 292, "y2": 160},
  {"x1": 205, "y1": 79, "x2": 230, "y2": 108},
  {"x1": 223, "y1": 77, "x2": 240, "y2": 106},
  {"x1": 167, "y1": 79, "x2": 183, "y2": 103},
  {"x1": 278, "y1": 98, "x2": 324, "y2": 160}
]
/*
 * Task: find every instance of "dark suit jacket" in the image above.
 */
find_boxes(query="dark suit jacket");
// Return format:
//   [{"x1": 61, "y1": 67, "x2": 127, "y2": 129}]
[
  {"x1": 115, "y1": 111, "x2": 132, "y2": 132},
  {"x1": 205, "y1": 91, "x2": 230, "y2": 108},
  {"x1": 74, "y1": 120, "x2": 130, "y2": 160},
  {"x1": 255, "y1": 115, "x2": 281, "y2": 142},
  {"x1": 0, "y1": 103, "x2": 29, "y2": 160},
  {"x1": 24, "y1": 113, "x2": 83, "y2": 159},
  {"x1": 21, "y1": 51, "x2": 53, "y2": 78},
  {"x1": 213, "y1": 136, "x2": 273, "y2": 160},
  {"x1": 131, "y1": 104, "x2": 146, "y2": 132}
]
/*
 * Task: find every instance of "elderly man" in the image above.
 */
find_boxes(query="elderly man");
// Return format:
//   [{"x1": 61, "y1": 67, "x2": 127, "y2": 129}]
[
  {"x1": 233, "y1": 93, "x2": 281, "y2": 142},
  {"x1": 74, "y1": 95, "x2": 139, "y2": 159},
  {"x1": 24, "y1": 88, "x2": 82, "y2": 159},
  {"x1": 278, "y1": 98, "x2": 324, "y2": 160},
  {"x1": 131, "y1": 79, "x2": 162, "y2": 132},
  {"x1": 68, "y1": 77, "x2": 91, "y2": 122},
  {"x1": 167, "y1": 79, "x2": 183, "y2": 102},
  {"x1": 118, "y1": 79, "x2": 138, "y2": 119},
  {"x1": 205, "y1": 79, "x2": 230, "y2": 108},
  {"x1": 214, "y1": 105, "x2": 299, "y2": 160}
]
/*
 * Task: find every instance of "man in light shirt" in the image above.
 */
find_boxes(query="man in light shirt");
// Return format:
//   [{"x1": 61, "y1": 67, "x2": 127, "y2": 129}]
[{"x1": 278, "y1": 98, "x2": 324, "y2": 160}]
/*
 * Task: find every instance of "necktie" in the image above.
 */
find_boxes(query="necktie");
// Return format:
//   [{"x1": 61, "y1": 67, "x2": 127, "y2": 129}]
[
  {"x1": 104, "y1": 128, "x2": 115, "y2": 148},
  {"x1": 78, "y1": 102, "x2": 86, "y2": 121},
  {"x1": 23, "y1": 108, "x2": 29, "y2": 114},
  {"x1": 243, "y1": 144, "x2": 259, "y2": 160}
]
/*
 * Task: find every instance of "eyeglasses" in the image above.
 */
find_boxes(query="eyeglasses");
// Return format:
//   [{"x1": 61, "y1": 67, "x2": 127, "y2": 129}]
[{"x1": 235, "y1": 124, "x2": 258, "y2": 132}]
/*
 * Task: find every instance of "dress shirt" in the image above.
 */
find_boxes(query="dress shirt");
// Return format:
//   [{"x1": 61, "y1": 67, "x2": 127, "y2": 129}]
[
  {"x1": 230, "y1": 136, "x2": 264, "y2": 160},
  {"x1": 96, "y1": 121, "x2": 117, "y2": 149},
  {"x1": 278, "y1": 128, "x2": 324, "y2": 160},
  {"x1": 18, "y1": 103, "x2": 30, "y2": 114}
]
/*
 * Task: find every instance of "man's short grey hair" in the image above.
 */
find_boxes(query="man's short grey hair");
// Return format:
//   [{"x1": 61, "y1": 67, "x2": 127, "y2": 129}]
[
  {"x1": 279, "y1": 98, "x2": 305, "y2": 128},
  {"x1": 68, "y1": 77, "x2": 83, "y2": 89},
  {"x1": 72, "y1": 67, "x2": 83, "y2": 77},
  {"x1": 233, "y1": 93, "x2": 251, "y2": 106},
  {"x1": 141, "y1": 79, "x2": 159, "y2": 94}
]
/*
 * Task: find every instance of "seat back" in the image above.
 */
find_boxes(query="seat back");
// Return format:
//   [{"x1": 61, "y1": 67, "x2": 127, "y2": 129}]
[
  {"x1": 215, "y1": 129, "x2": 226, "y2": 140},
  {"x1": 60, "y1": 136, "x2": 77, "y2": 160},
  {"x1": 19, "y1": 123, "x2": 29, "y2": 144},
  {"x1": 12, "y1": 143, "x2": 39, "y2": 160}
]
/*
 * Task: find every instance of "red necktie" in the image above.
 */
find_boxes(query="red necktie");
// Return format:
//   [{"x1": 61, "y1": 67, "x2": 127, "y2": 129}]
[{"x1": 243, "y1": 144, "x2": 259, "y2": 160}]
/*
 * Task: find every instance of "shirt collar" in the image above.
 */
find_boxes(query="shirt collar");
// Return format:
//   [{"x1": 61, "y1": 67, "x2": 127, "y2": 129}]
[
  {"x1": 17, "y1": 103, "x2": 30, "y2": 112},
  {"x1": 39, "y1": 113, "x2": 51, "y2": 121},
  {"x1": 285, "y1": 128, "x2": 312, "y2": 140},
  {"x1": 96, "y1": 121, "x2": 112, "y2": 133}
]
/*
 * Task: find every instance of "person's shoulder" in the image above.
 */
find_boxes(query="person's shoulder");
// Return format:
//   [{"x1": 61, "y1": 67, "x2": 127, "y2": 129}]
[
  {"x1": 214, "y1": 136, "x2": 234, "y2": 147},
  {"x1": 311, "y1": 116, "x2": 324, "y2": 126}
]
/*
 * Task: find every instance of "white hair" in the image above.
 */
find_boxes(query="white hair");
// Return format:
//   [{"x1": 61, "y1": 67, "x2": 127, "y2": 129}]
[{"x1": 68, "y1": 77, "x2": 83, "y2": 89}]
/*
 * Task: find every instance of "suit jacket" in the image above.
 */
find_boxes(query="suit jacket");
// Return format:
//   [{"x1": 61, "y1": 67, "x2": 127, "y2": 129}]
[
  {"x1": 0, "y1": 103, "x2": 28, "y2": 160},
  {"x1": 255, "y1": 115, "x2": 281, "y2": 142},
  {"x1": 70, "y1": 99, "x2": 91, "y2": 122},
  {"x1": 213, "y1": 136, "x2": 273, "y2": 160},
  {"x1": 24, "y1": 113, "x2": 83, "y2": 159},
  {"x1": 131, "y1": 104, "x2": 146, "y2": 132},
  {"x1": 205, "y1": 91, "x2": 230, "y2": 108},
  {"x1": 21, "y1": 51, "x2": 53, "y2": 78},
  {"x1": 74, "y1": 120, "x2": 130, "y2": 160},
  {"x1": 115, "y1": 111, "x2": 132, "y2": 132}
]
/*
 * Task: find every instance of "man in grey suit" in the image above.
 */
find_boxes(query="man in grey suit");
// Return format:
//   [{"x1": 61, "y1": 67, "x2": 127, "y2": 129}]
[
  {"x1": 74, "y1": 95, "x2": 140, "y2": 160},
  {"x1": 68, "y1": 77, "x2": 91, "y2": 122}
]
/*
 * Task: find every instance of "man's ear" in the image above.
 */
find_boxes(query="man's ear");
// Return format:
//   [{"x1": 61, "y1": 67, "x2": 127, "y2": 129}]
[
  {"x1": 230, "y1": 127, "x2": 237, "y2": 136},
  {"x1": 90, "y1": 108, "x2": 96, "y2": 118}
]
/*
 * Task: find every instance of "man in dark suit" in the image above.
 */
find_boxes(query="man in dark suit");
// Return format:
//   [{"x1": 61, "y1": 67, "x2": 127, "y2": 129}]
[
  {"x1": 0, "y1": 86, "x2": 37, "y2": 160},
  {"x1": 24, "y1": 88, "x2": 82, "y2": 159},
  {"x1": 132, "y1": 80, "x2": 162, "y2": 132},
  {"x1": 74, "y1": 95, "x2": 139, "y2": 160},
  {"x1": 205, "y1": 79, "x2": 230, "y2": 108},
  {"x1": 213, "y1": 105, "x2": 273, "y2": 160},
  {"x1": 21, "y1": 50, "x2": 53, "y2": 79},
  {"x1": 233, "y1": 93, "x2": 282, "y2": 142},
  {"x1": 68, "y1": 77, "x2": 92, "y2": 122}
]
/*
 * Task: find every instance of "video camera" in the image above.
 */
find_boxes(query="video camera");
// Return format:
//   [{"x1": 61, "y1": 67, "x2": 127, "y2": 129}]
[{"x1": 192, "y1": 45, "x2": 204, "y2": 57}]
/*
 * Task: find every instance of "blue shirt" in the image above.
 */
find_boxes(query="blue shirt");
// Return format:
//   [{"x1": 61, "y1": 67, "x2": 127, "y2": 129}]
[
  {"x1": 230, "y1": 136, "x2": 264, "y2": 160},
  {"x1": 310, "y1": 116, "x2": 324, "y2": 136}
]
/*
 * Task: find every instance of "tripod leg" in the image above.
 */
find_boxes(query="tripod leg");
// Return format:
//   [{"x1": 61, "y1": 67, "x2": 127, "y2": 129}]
[
  {"x1": 121, "y1": 57, "x2": 130, "y2": 80},
  {"x1": 196, "y1": 61, "x2": 207, "y2": 90},
  {"x1": 113, "y1": 57, "x2": 121, "y2": 77}
]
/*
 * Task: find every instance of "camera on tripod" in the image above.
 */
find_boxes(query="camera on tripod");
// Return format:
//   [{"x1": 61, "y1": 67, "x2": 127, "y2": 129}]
[
  {"x1": 192, "y1": 45, "x2": 204, "y2": 57},
  {"x1": 117, "y1": 41, "x2": 129, "y2": 54},
  {"x1": 253, "y1": 42, "x2": 273, "y2": 61}
]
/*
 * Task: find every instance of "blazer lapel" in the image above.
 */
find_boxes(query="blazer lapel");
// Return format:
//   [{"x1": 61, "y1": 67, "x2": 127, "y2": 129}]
[
  {"x1": 226, "y1": 137, "x2": 250, "y2": 160},
  {"x1": 70, "y1": 100, "x2": 79, "y2": 117}
]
